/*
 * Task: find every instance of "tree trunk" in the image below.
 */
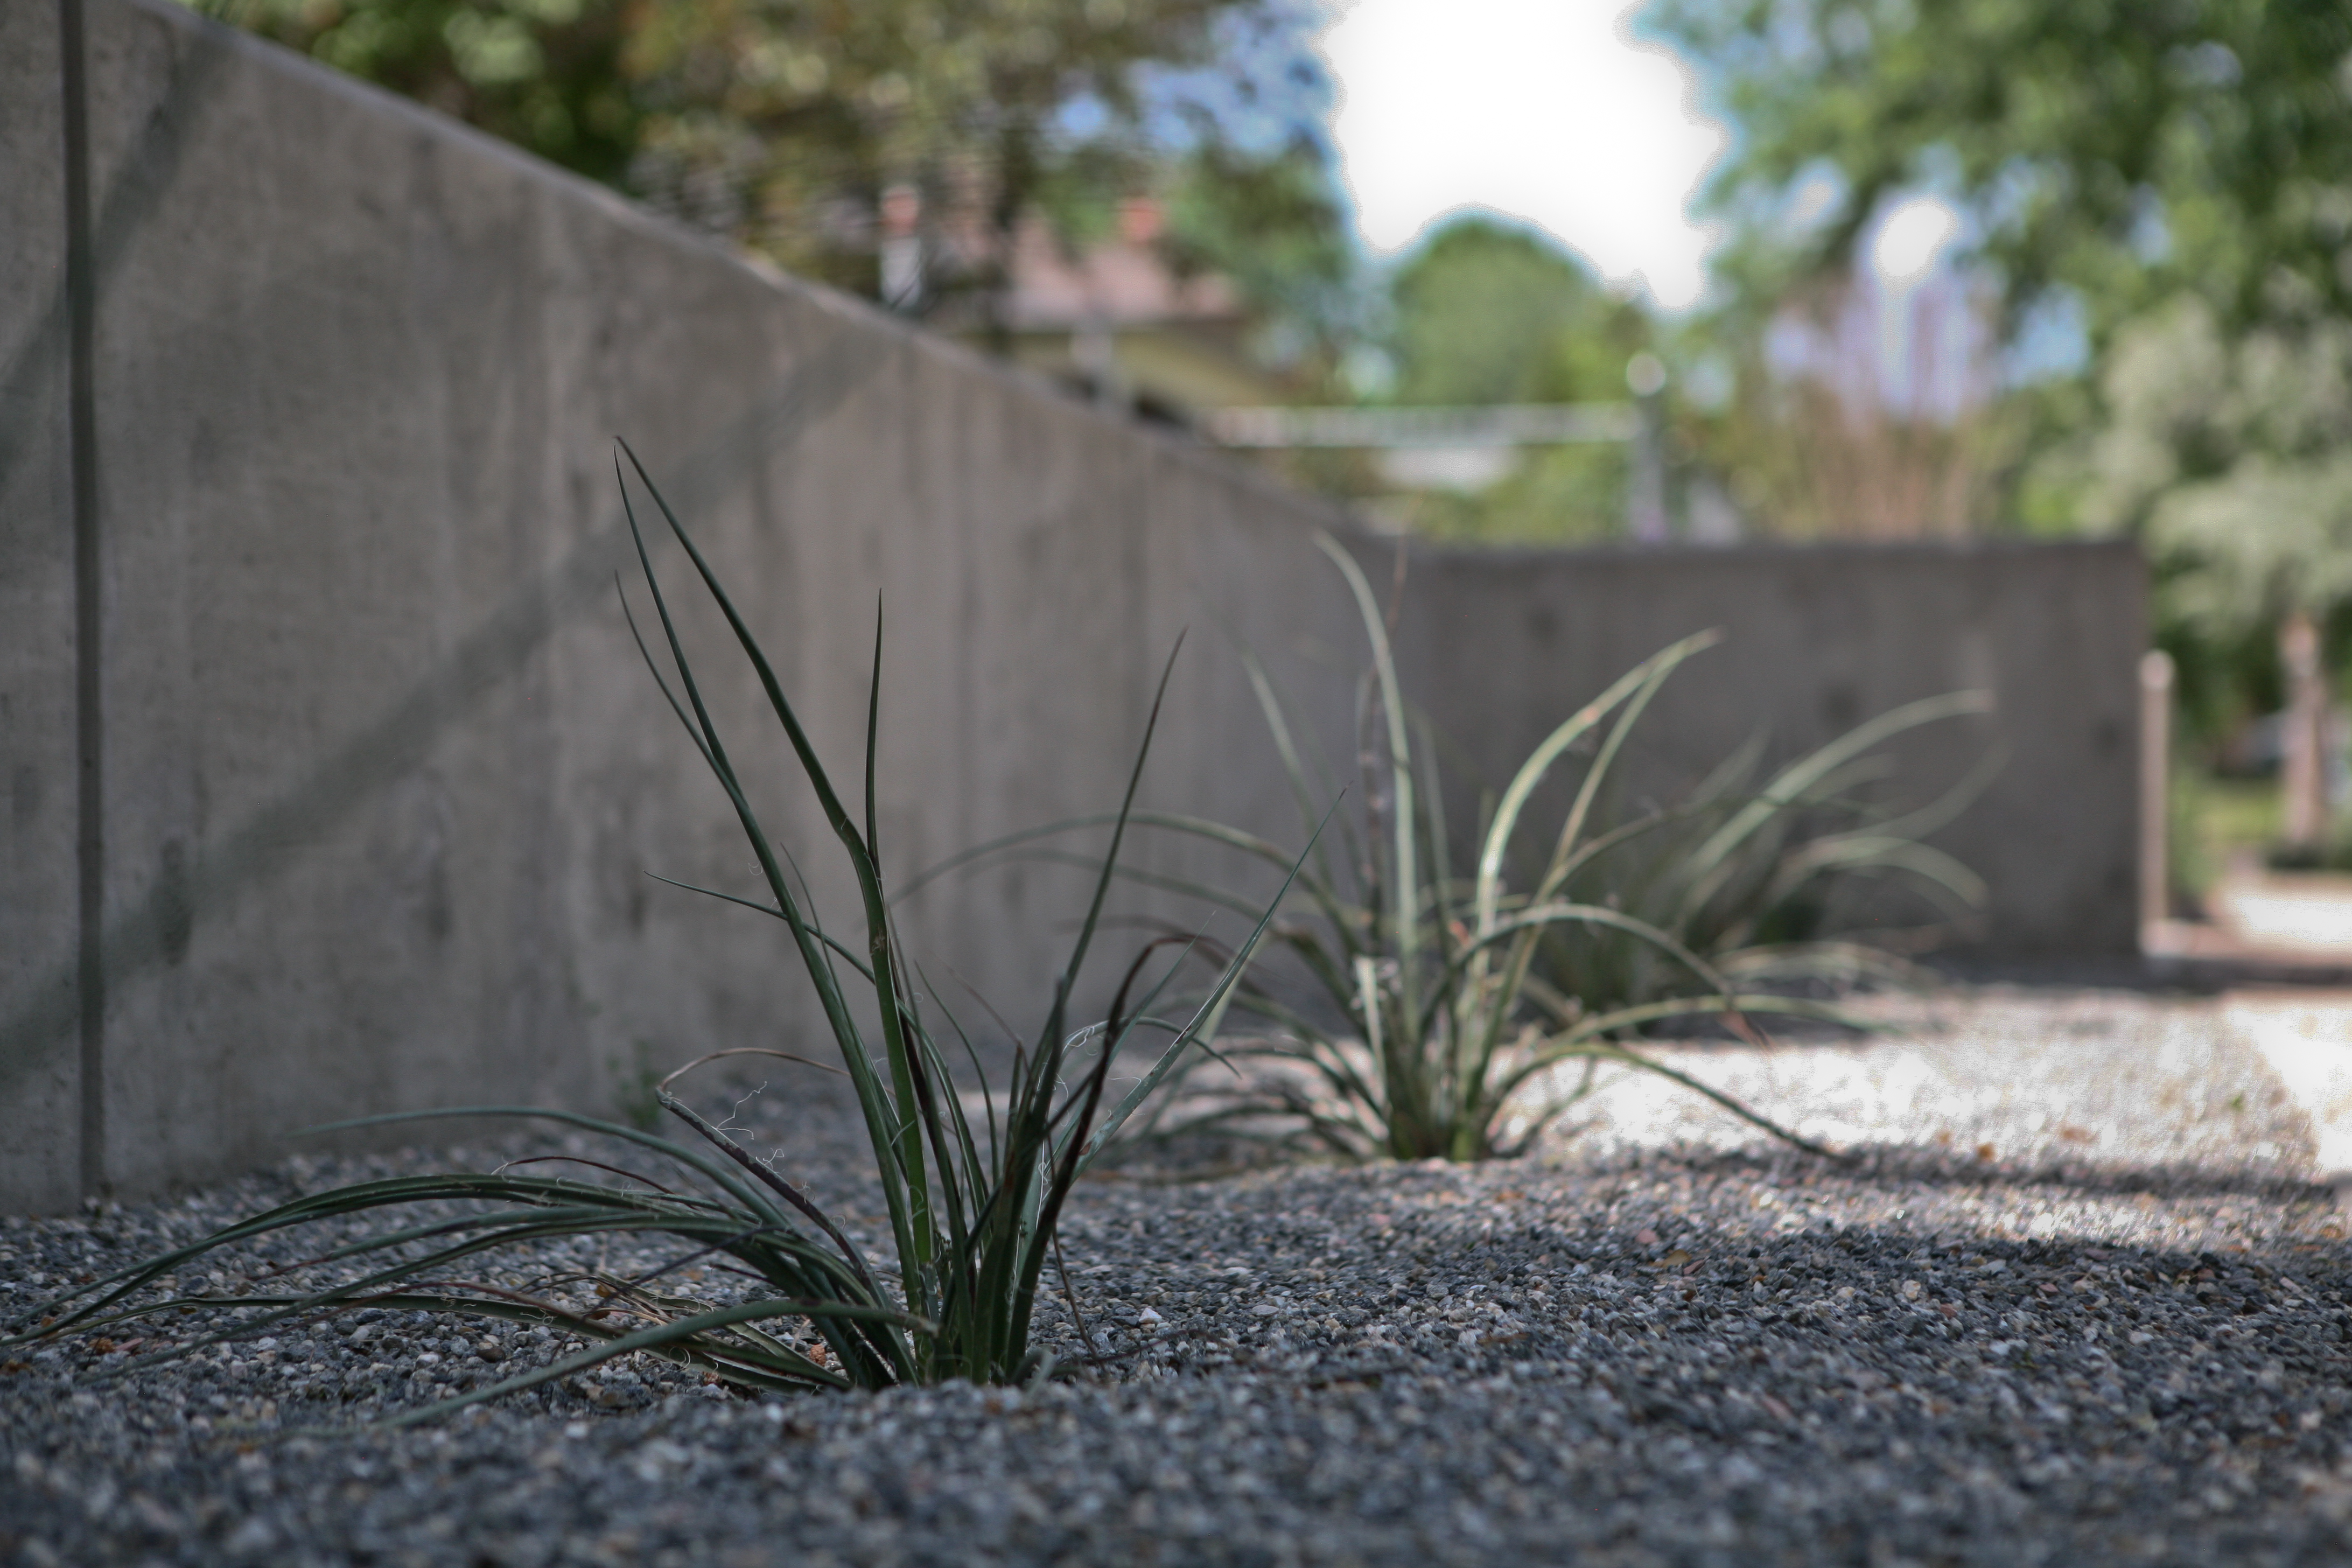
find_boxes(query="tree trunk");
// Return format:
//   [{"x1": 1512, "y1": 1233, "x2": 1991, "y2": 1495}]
[{"x1": 2280, "y1": 608, "x2": 2328, "y2": 850}]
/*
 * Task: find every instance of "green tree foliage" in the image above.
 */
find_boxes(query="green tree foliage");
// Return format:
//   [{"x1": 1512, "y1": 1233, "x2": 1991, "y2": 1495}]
[
  {"x1": 2071, "y1": 295, "x2": 2352, "y2": 736},
  {"x1": 1377, "y1": 216, "x2": 1649, "y2": 543},
  {"x1": 2084, "y1": 296, "x2": 2352, "y2": 619},
  {"x1": 200, "y1": 0, "x2": 643, "y2": 181},
  {"x1": 1655, "y1": 0, "x2": 2352, "y2": 708},
  {"x1": 1655, "y1": 0, "x2": 2352, "y2": 342},
  {"x1": 1389, "y1": 217, "x2": 1640, "y2": 405},
  {"x1": 1161, "y1": 137, "x2": 1362, "y2": 376},
  {"x1": 197, "y1": 0, "x2": 1304, "y2": 300}
]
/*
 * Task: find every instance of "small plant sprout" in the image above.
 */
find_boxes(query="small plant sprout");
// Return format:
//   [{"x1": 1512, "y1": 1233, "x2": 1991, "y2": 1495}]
[{"x1": 2, "y1": 447, "x2": 1307, "y2": 1416}]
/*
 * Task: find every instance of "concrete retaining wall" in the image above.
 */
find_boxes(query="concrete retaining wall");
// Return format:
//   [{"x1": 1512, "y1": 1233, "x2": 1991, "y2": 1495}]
[
  {"x1": 1, "y1": 0, "x2": 2146, "y2": 1211},
  {"x1": 1394, "y1": 541, "x2": 2145, "y2": 954}
]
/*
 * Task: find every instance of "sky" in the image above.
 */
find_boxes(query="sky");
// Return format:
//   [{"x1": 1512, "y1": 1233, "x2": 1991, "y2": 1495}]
[
  {"x1": 1306, "y1": 0, "x2": 2042, "y2": 385},
  {"x1": 1314, "y1": 0, "x2": 1731, "y2": 310}
]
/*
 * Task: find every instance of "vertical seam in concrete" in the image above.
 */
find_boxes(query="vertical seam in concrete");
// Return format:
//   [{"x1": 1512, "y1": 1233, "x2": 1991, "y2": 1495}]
[{"x1": 59, "y1": 0, "x2": 106, "y2": 1200}]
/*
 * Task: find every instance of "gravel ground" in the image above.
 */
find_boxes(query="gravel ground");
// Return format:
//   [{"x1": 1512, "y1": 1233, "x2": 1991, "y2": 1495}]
[{"x1": 8, "y1": 984, "x2": 2352, "y2": 1566}]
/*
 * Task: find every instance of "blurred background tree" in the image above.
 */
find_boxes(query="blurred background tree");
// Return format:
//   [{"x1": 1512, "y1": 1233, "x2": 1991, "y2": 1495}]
[
  {"x1": 194, "y1": 0, "x2": 1325, "y2": 307},
  {"x1": 196, "y1": 0, "x2": 639, "y2": 185},
  {"x1": 2095, "y1": 298, "x2": 2352, "y2": 851},
  {"x1": 1657, "y1": 0, "x2": 2352, "y2": 855},
  {"x1": 1373, "y1": 216, "x2": 1650, "y2": 542},
  {"x1": 1159, "y1": 135, "x2": 1361, "y2": 374},
  {"x1": 1658, "y1": 257, "x2": 2001, "y2": 540},
  {"x1": 1657, "y1": 0, "x2": 2352, "y2": 344}
]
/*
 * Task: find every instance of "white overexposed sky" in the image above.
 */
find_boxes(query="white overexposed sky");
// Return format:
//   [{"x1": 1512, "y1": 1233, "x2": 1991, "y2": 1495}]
[{"x1": 1315, "y1": 0, "x2": 1730, "y2": 309}]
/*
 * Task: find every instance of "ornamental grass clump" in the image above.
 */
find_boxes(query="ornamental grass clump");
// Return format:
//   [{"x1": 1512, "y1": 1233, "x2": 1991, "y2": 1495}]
[
  {"x1": 1, "y1": 449, "x2": 1294, "y2": 1417},
  {"x1": 1520, "y1": 670, "x2": 1998, "y2": 1026},
  {"x1": 928, "y1": 534, "x2": 1990, "y2": 1163}
]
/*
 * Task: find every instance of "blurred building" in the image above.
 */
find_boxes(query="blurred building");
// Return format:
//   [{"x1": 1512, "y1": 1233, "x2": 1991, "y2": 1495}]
[
  {"x1": 989, "y1": 197, "x2": 1286, "y2": 423},
  {"x1": 891, "y1": 193, "x2": 1287, "y2": 424}
]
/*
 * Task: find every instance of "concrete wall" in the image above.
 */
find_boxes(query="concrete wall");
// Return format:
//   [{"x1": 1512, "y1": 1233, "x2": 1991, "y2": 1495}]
[
  {"x1": 0, "y1": 0, "x2": 1376, "y2": 1214},
  {"x1": 1, "y1": 0, "x2": 2146, "y2": 1212},
  {"x1": 1392, "y1": 541, "x2": 2146, "y2": 954}
]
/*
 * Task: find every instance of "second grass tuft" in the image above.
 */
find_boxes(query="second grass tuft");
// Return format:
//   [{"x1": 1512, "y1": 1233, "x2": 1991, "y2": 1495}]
[{"x1": 932, "y1": 533, "x2": 1992, "y2": 1164}]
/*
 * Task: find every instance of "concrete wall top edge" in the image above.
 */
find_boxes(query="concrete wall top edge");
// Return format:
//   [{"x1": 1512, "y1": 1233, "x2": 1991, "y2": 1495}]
[{"x1": 115, "y1": 0, "x2": 1363, "y2": 539}]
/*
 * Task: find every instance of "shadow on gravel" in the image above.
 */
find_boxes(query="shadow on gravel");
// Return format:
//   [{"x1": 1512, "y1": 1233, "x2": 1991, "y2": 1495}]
[{"x1": 1623, "y1": 1143, "x2": 2333, "y2": 1208}]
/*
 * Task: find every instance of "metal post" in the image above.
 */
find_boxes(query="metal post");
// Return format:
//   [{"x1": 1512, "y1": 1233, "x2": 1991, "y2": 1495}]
[
  {"x1": 1625, "y1": 353, "x2": 1668, "y2": 543},
  {"x1": 2139, "y1": 649, "x2": 2174, "y2": 953},
  {"x1": 2281, "y1": 610, "x2": 2327, "y2": 851}
]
